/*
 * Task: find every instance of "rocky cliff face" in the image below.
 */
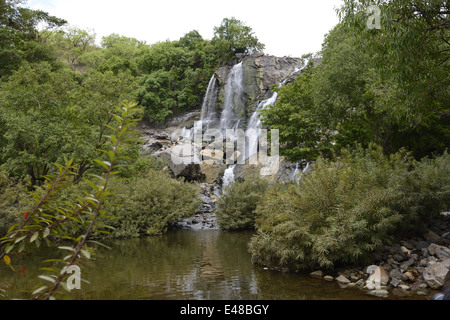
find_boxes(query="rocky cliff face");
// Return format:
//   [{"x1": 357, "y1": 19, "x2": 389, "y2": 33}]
[
  {"x1": 139, "y1": 53, "x2": 312, "y2": 186},
  {"x1": 215, "y1": 54, "x2": 305, "y2": 118}
]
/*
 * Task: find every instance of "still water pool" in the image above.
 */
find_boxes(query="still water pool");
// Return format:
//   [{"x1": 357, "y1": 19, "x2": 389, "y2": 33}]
[{"x1": 0, "y1": 230, "x2": 431, "y2": 300}]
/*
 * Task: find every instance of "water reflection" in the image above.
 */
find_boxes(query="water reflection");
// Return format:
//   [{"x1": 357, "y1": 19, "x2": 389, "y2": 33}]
[{"x1": 0, "y1": 230, "x2": 430, "y2": 300}]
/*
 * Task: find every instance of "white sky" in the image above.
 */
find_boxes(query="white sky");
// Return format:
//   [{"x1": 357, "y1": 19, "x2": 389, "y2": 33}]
[{"x1": 27, "y1": 0, "x2": 343, "y2": 57}]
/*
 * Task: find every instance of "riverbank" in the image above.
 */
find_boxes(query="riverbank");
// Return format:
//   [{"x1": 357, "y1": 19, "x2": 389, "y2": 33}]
[
  {"x1": 176, "y1": 181, "x2": 450, "y2": 300},
  {"x1": 308, "y1": 212, "x2": 450, "y2": 299}
]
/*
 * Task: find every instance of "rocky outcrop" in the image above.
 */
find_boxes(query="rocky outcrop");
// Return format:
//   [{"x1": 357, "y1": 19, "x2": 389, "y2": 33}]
[
  {"x1": 215, "y1": 54, "x2": 305, "y2": 115},
  {"x1": 308, "y1": 212, "x2": 450, "y2": 299}
]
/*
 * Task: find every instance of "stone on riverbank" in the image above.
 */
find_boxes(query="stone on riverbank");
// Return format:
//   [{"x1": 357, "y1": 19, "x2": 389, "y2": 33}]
[{"x1": 423, "y1": 259, "x2": 450, "y2": 289}]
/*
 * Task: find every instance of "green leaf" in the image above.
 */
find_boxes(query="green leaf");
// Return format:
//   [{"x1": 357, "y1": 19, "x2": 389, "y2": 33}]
[
  {"x1": 30, "y1": 232, "x2": 39, "y2": 243},
  {"x1": 94, "y1": 159, "x2": 109, "y2": 170},
  {"x1": 43, "y1": 228, "x2": 50, "y2": 238},
  {"x1": 38, "y1": 275, "x2": 56, "y2": 283},
  {"x1": 58, "y1": 246, "x2": 75, "y2": 252},
  {"x1": 14, "y1": 235, "x2": 27, "y2": 244},
  {"x1": 81, "y1": 249, "x2": 91, "y2": 259}
]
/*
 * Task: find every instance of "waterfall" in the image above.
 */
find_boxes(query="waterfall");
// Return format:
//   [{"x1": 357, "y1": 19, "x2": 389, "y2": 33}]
[
  {"x1": 246, "y1": 92, "x2": 278, "y2": 160},
  {"x1": 222, "y1": 165, "x2": 236, "y2": 188},
  {"x1": 245, "y1": 58, "x2": 309, "y2": 161},
  {"x1": 219, "y1": 62, "x2": 245, "y2": 134},
  {"x1": 291, "y1": 162, "x2": 311, "y2": 184},
  {"x1": 200, "y1": 75, "x2": 220, "y2": 131}
]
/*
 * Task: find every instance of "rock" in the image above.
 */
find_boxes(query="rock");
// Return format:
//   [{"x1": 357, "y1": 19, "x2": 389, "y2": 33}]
[
  {"x1": 400, "y1": 258, "x2": 416, "y2": 270},
  {"x1": 416, "y1": 240, "x2": 429, "y2": 251},
  {"x1": 355, "y1": 279, "x2": 365, "y2": 288},
  {"x1": 393, "y1": 253, "x2": 405, "y2": 262},
  {"x1": 309, "y1": 270, "x2": 324, "y2": 279},
  {"x1": 201, "y1": 161, "x2": 226, "y2": 184},
  {"x1": 389, "y1": 268, "x2": 409, "y2": 282},
  {"x1": 423, "y1": 259, "x2": 450, "y2": 289},
  {"x1": 404, "y1": 271, "x2": 416, "y2": 282},
  {"x1": 157, "y1": 143, "x2": 206, "y2": 182},
  {"x1": 400, "y1": 246, "x2": 411, "y2": 256},
  {"x1": 336, "y1": 275, "x2": 351, "y2": 285},
  {"x1": 399, "y1": 284, "x2": 410, "y2": 291},
  {"x1": 390, "y1": 277, "x2": 401, "y2": 288},
  {"x1": 368, "y1": 289, "x2": 389, "y2": 298},
  {"x1": 324, "y1": 275, "x2": 334, "y2": 282},
  {"x1": 423, "y1": 230, "x2": 442, "y2": 243},
  {"x1": 429, "y1": 244, "x2": 450, "y2": 260}
]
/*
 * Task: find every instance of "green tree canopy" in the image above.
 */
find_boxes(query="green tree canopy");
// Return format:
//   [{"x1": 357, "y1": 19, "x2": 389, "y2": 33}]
[
  {"x1": 0, "y1": 0, "x2": 66, "y2": 76},
  {"x1": 212, "y1": 17, "x2": 265, "y2": 62}
]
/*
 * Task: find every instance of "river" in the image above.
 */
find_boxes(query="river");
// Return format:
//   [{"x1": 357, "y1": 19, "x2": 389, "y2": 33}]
[{"x1": 0, "y1": 229, "x2": 431, "y2": 300}]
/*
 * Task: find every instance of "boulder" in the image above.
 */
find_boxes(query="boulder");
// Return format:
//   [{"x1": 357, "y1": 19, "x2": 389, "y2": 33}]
[
  {"x1": 157, "y1": 143, "x2": 205, "y2": 182},
  {"x1": 201, "y1": 161, "x2": 226, "y2": 184},
  {"x1": 423, "y1": 259, "x2": 450, "y2": 289},
  {"x1": 428, "y1": 244, "x2": 450, "y2": 260}
]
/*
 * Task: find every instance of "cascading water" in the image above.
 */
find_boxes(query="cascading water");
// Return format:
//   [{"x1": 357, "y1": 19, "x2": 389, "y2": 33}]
[
  {"x1": 245, "y1": 58, "x2": 309, "y2": 162},
  {"x1": 222, "y1": 165, "x2": 236, "y2": 188},
  {"x1": 199, "y1": 58, "x2": 310, "y2": 189},
  {"x1": 246, "y1": 92, "x2": 278, "y2": 160},
  {"x1": 200, "y1": 75, "x2": 220, "y2": 131},
  {"x1": 219, "y1": 62, "x2": 245, "y2": 134},
  {"x1": 291, "y1": 162, "x2": 311, "y2": 184}
]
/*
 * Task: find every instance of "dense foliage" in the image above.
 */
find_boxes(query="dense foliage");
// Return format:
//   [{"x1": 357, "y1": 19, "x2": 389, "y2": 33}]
[
  {"x1": 260, "y1": 0, "x2": 449, "y2": 162},
  {"x1": 106, "y1": 170, "x2": 201, "y2": 237},
  {"x1": 249, "y1": 146, "x2": 450, "y2": 270},
  {"x1": 215, "y1": 172, "x2": 269, "y2": 231}
]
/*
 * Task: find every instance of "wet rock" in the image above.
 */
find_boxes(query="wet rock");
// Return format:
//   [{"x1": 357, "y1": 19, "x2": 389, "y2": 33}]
[
  {"x1": 324, "y1": 275, "x2": 334, "y2": 282},
  {"x1": 309, "y1": 270, "x2": 324, "y2": 279},
  {"x1": 336, "y1": 275, "x2": 351, "y2": 285},
  {"x1": 368, "y1": 289, "x2": 389, "y2": 298}
]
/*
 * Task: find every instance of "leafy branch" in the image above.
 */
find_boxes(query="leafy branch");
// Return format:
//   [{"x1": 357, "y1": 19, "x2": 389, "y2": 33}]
[{"x1": 0, "y1": 101, "x2": 141, "y2": 300}]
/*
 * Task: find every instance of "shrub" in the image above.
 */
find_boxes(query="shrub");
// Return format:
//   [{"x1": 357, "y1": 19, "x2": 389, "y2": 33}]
[
  {"x1": 0, "y1": 171, "x2": 32, "y2": 237},
  {"x1": 105, "y1": 170, "x2": 201, "y2": 237},
  {"x1": 215, "y1": 172, "x2": 269, "y2": 231},
  {"x1": 249, "y1": 146, "x2": 449, "y2": 270}
]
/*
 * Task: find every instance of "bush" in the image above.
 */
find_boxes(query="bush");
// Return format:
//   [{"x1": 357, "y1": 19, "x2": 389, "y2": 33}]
[
  {"x1": 215, "y1": 172, "x2": 269, "y2": 231},
  {"x1": 0, "y1": 171, "x2": 32, "y2": 237},
  {"x1": 105, "y1": 170, "x2": 201, "y2": 237},
  {"x1": 249, "y1": 146, "x2": 450, "y2": 270}
]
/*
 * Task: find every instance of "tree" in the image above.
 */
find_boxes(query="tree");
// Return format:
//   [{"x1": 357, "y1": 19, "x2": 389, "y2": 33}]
[
  {"x1": 0, "y1": 0, "x2": 66, "y2": 76},
  {"x1": 0, "y1": 102, "x2": 142, "y2": 300},
  {"x1": 0, "y1": 62, "x2": 140, "y2": 183},
  {"x1": 40, "y1": 27, "x2": 97, "y2": 70},
  {"x1": 261, "y1": 3, "x2": 449, "y2": 162},
  {"x1": 337, "y1": 0, "x2": 449, "y2": 157},
  {"x1": 212, "y1": 17, "x2": 265, "y2": 62}
]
